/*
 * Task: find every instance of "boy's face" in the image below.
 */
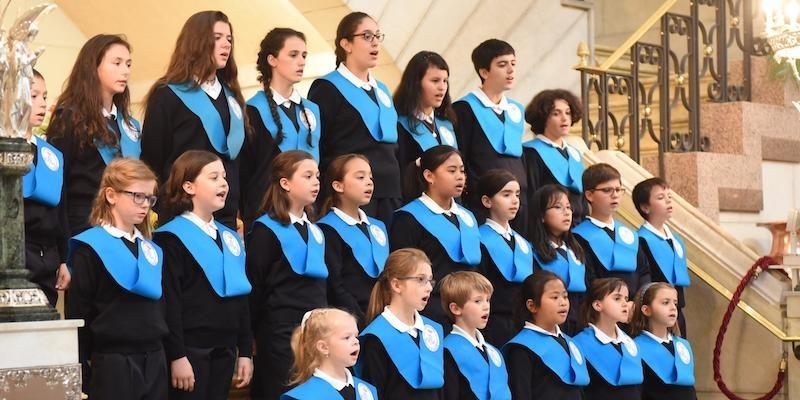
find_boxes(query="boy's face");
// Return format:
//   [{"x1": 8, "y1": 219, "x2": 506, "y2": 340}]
[
  {"x1": 479, "y1": 53, "x2": 516, "y2": 92},
  {"x1": 643, "y1": 185, "x2": 673, "y2": 223},
  {"x1": 585, "y1": 178, "x2": 622, "y2": 218},
  {"x1": 451, "y1": 290, "x2": 491, "y2": 331}
]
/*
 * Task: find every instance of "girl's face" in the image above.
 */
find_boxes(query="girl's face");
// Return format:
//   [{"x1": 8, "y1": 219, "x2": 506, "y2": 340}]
[
  {"x1": 321, "y1": 314, "x2": 361, "y2": 368},
  {"x1": 643, "y1": 185, "x2": 673, "y2": 222},
  {"x1": 213, "y1": 21, "x2": 233, "y2": 70},
  {"x1": 29, "y1": 75, "x2": 47, "y2": 128},
  {"x1": 424, "y1": 153, "x2": 466, "y2": 199},
  {"x1": 333, "y1": 158, "x2": 373, "y2": 207},
  {"x1": 543, "y1": 99, "x2": 572, "y2": 139},
  {"x1": 97, "y1": 44, "x2": 131, "y2": 100},
  {"x1": 482, "y1": 180, "x2": 520, "y2": 223},
  {"x1": 643, "y1": 287, "x2": 679, "y2": 330},
  {"x1": 281, "y1": 159, "x2": 320, "y2": 210},
  {"x1": 269, "y1": 35, "x2": 307, "y2": 85},
  {"x1": 529, "y1": 278, "x2": 569, "y2": 329},
  {"x1": 393, "y1": 262, "x2": 434, "y2": 312},
  {"x1": 542, "y1": 192, "x2": 573, "y2": 238},
  {"x1": 419, "y1": 66, "x2": 448, "y2": 112},
  {"x1": 183, "y1": 160, "x2": 228, "y2": 216},
  {"x1": 107, "y1": 179, "x2": 157, "y2": 230},
  {"x1": 341, "y1": 17, "x2": 381, "y2": 70},
  {"x1": 594, "y1": 285, "x2": 630, "y2": 324}
]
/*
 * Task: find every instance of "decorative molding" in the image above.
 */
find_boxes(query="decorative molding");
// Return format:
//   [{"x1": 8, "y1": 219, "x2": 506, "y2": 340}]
[
  {"x1": 0, "y1": 289, "x2": 49, "y2": 307},
  {"x1": 0, "y1": 363, "x2": 82, "y2": 399},
  {"x1": 561, "y1": 0, "x2": 594, "y2": 10},
  {"x1": 0, "y1": 151, "x2": 33, "y2": 168}
]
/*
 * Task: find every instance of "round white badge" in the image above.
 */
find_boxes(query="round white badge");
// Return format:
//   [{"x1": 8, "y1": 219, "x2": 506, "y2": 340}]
[
  {"x1": 228, "y1": 96, "x2": 243, "y2": 119},
  {"x1": 41, "y1": 147, "x2": 59, "y2": 171},
  {"x1": 618, "y1": 226, "x2": 635, "y2": 245},
  {"x1": 140, "y1": 241, "x2": 159, "y2": 266},
  {"x1": 567, "y1": 146, "x2": 581, "y2": 161},
  {"x1": 309, "y1": 223, "x2": 324, "y2": 244},
  {"x1": 357, "y1": 382, "x2": 374, "y2": 400},
  {"x1": 422, "y1": 324, "x2": 440, "y2": 351},
  {"x1": 622, "y1": 337, "x2": 638, "y2": 356},
  {"x1": 302, "y1": 108, "x2": 317, "y2": 131},
  {"x1": 375, "y1": 88, "x2": 392, "y2": 108},
  {"x1": 120, "y1": 121, "x2": 141, "y2": 142},
  {"x1": 673, "y1": 239, "x2": 684, "y2": 258},
  {"x1": 569, "y1": 342, "x2": 584, "y2": 365},
  {"x1": 456, "y1": 209, "x2": 475, "y2": 228},
  {"x1": 675, "y1": 341, "x2": 691, "y2": 364},
  {"x1": 507, "y1": 104, "x2": 522, "y2": 123},
  {"x1": 569, "y1": 249, "x2": 582, "y2": 265},
  {"x1": 222, "y1": 231, "x2": 241, "y2": 257},
  {"x1": 515, "y1": 234, "x2": 530, "y2": 254},
  {"x1": 369, "y1": 225, "x2": 387, "y2": 246},
  {"x1": 438, "y1": 126, "x2": 455, "y2": 146},
  {"x1": 486, "y1": 345, "x2": 502, "y2": 367}
]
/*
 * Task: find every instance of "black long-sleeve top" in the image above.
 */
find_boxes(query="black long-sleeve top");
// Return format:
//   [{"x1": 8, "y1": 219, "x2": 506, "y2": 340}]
[
  {"x1": 584, "y1": 362, "x2": 642, "y2": 400},
  {"x1": 320, "y1": 224, "x2": 377, "y2": 327},
  {"x1": 523, "y1": 146, "x2": 588, "y2": 224},
  {"x1": 442, "y1": 349, "x2": 478, "y2": 400},
  {"x1": 358, "y1": 334, "x2": 442, "y2": 400},
  {"x1": 575, "y1": 235, "x2": 651, "y2": 298},
  {"x1": 504, "y1": 342, "x2": 583, "y2": 400},
  {"x1": 24, "y1": 143, "x2": 68, "y2": 262},
  {"x1": 239, "y1": 105, "x2": 281, "y2": 229}
]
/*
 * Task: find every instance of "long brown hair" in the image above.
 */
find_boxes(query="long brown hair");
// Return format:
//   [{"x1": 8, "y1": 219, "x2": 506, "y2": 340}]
[
  {"x1": 580, "y1": 277, "x2": 628, "y2": 327},
  {"x1": 48, "y1": 34, "x2": 133, "y2": 150},
  {"x1": 159, "y1": 150, "x2": 222, "y2": 224},
  {"x1": 259, "y1": 150, "x2": 316, "y2": 224},
  {"x1": 90, "y1": 158, "x2": 158, "y2": 238},
  {"x1": 366, "y1": 248, "x2": 431, "y2": 323},
  {"x1": 319, "y1": 153, "x2": 370, "y2": 217},
  {"x1": 288, "y1": 308, "x2": 356, "y2": 385},
  {"x1": 629, "y1": 282, "x2": 681, "y2": 337},
  {"x1": 334, "y1": 12, "x2": 372, "y2": 67}
]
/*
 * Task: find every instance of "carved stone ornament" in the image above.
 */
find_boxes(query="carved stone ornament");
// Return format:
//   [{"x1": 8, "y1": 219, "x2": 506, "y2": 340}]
[
  {"x1": 0, "y1": 288, "x2": 49, "y2": 307},
  {"x1": 0, "y1": 363, "x2": 82, "y2": 399}
]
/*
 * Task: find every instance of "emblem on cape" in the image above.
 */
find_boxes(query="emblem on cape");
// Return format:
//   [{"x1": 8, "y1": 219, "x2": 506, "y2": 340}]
[
  {"x1": 222, "y1": 231, "x2": 242, "y2": 257},
  {"x1": 506, "y1": 103, "x2": 522, "y2": 123},
  {"x1": 228, "y1": 96, "x2": 243, "y2": 119},
  {"x1": 515, "y1": 234, "x2": 530, "y2": 254},
  {"x1": 375, "y1": 87, "x2": 392, "y2": 108},
  {"x1": 302, "y1": 107, "x2": 317, "y2": 131},
  {"x1": 618, "y1": 226, "x2": 635, "y2": 245},
  {"x1": 438, "y1": 125, "x2": 455, "y2": 146},
  {"x1": 675, "y1": 341, "x2": 691, "y2": 364},
  {"x1": 422, "y1": 324, "x2": 440, "y2": 351},
  {"x1": 569, "y1": 248, "x2": 582, "y2": 265},
  {"x1": 673, "y1": 238, "x2": 684, "y2": 258},
  {"x1": 309, "y1": 223, "x2": 324, "y2": 244},
  {"x1": 622, "y1": 336, "x2": 638, "y2": 356},
  {"x1": 41, "y1": 146, "x2": 59, "y2": 171},
  {"x1": 567, "y1": 146, "x2": 581, "y2": 161},
  {"x1": 569, "y1": 341, "x2": 584, "y2": 365},
  {"x1": 369, "y1": 224, "x2": 387, "y2": 246},
  {"x1": 486, "y1": 345, "x2": 502, "y2": 367},
  {"x1": 357, "y1": 382, "x2": 374, "y2": 400},
  {"x1": 455, "y1": 208, "x2": 474, "y2": 228},
  {"x1": 141, "y1": 240, "x2": 159, "y2": 266},
  {"x1": 121, "y1": 121, "x2": 141, "y2": 142}
]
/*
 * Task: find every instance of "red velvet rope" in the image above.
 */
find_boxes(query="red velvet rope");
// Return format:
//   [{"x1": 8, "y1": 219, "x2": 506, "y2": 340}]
[{"x1": 713, "y1": 256, "x2": 786, "y2": 399}]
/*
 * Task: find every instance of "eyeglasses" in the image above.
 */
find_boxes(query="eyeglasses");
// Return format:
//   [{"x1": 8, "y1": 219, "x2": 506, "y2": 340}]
[
  {"x1": 547, "y1": 204, "x2": 573, "y2": 214},
  {"x1": 397, "y1": 276, "x2": 436, "y2": 286},
  {"x1": 591, "y1": 187, "x2": 626, "y2": 195},
  {"x1": 119, "y1": 190, "x2": 157, "y2": 206},
  {"x1": 352, "y1": 31, "x2": 385, "y2": 43}
]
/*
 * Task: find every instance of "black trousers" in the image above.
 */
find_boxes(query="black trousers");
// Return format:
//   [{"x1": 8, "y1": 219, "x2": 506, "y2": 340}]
[
  {"x1": 90, "y1": 348, "x2": 168, "y2": 400},
  {"x1": 169, "y1": 346, "x2": 236, "y2": 400},
  {"x1": 25, "y1": 242, "x2": 59, "y2": 306},
  {"x1": 251, "y1": 322, "x2": 297, "y2": 400}
]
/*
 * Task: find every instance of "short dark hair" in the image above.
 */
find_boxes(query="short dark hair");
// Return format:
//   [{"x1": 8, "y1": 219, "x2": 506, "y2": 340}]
[
  {"x1": 471, "y1": 39, "x2": 515, "y2": 82},
  {"x1": 525, "y1": 89, "x2": 583, "y2": 134},
  {"x1": 582, "y1": 163, "x2": 621, "y2": 194},
  {"x1": 632, "y1": 177, "x2": 669, "y2": 220},
  {"x1": 514, "y1": 270, "x2": 565, "y2": 327}
]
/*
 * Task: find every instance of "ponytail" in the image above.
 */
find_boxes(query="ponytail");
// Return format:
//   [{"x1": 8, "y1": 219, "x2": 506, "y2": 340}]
[{"x1": 402, "y1": 145, "x2": 461, "y2": 200}]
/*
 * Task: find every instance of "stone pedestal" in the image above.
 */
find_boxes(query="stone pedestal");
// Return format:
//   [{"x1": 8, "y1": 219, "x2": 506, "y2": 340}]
[{"x1": 0, "y1": 319, "x2": 83, "y2": 399}]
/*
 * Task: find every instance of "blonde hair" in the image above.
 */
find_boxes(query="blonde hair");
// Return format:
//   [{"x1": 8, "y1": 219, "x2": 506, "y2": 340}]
[
  {"x1": 89, "y1": 158, "x2": 158, "y2": 238},
  {"x1": 289, "y1": 308, "x2": 356, "y2": 385},
  {"x1": 629, "y1": 282, "x2": 681, "y2": 337},
  {"x1": 366, "y1": 248, "x2": 431, "y2": 323},
  {"x1": 439, "y1": 271, "x2": 493, "y2": 321}
]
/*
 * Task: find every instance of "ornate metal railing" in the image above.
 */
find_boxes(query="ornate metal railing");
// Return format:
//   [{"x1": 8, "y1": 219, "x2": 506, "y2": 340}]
[{"x1": 576, "y1": 0, "x2": 769, "y2": 176}]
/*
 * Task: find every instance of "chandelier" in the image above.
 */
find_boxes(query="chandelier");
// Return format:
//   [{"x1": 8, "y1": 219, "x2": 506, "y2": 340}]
[{"x1": 763, "y1": 0, "x2": 800, "y2": 79}]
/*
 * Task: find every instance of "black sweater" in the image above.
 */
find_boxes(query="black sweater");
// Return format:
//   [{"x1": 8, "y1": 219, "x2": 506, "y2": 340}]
[
  {"x1": 24, "y1": 143, "x2": 67, "y2": 262},
  {"x1": 239, "y1": 105, "x2": 281, "y2": 229},
  {"x1": 505, "y1": 342, "x2": 583, "y2": 400},
  {"x1": 358, "y1": 333, "x2": 442, "y2": 400}
]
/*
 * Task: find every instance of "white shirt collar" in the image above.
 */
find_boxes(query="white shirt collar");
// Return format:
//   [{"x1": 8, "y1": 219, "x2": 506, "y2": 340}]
[
  {"x1": 416, "y1": 109, "x2": 435, "y2": 124},
  {"x1": 102, "y1": 223, "x2": 144, "y2": 243},
  {"x1": 485, "y1": 218, "x2": 512, "y2": 241},
  {"x1": 199, "y1": 76, "x2": 222, "y2": 99},
  {"x1": 588, "y1": 323, "x2": 628, "y2": 345},
  {"x1": 524, "y1": 321, "x2": 563, "y2": 338},
  {"x1": 381, "y1": 306, "x2": 425, "y2": 338},
  {"x1": 536, "y1": 134, "x2": 567, "y2": 149},
  {"x1": 331, "y1": 207, "x2": 370, "y2": 226},
  {"x1": 642, "y1": 330, "x2": 673, "y2": 344},
  {"x1": 450, "y1": 324, "x2": 487, "y2": 348},
  {"x1": 642, "y1": 221, "x2": 674, "y2": 241},
  {"x1": 270, "y1": 87, "x2": 302, "y2": 108},
  {"x1": 27, "y1": 134, "x2": 38, "y2": 145},
  {"x1": 312, "y1": 368, "x2": 354, "y2": 391},
  {"x1": 471, "y1": 88, "x2": 509, "y2": 115},
  {"x1": 289, "y1": 211, "x2": 311, "y2": 225},
  {"x1": 589, "y1": 217, "x2": 615, "y2": 231},
  {"x1": 181, "y1": 212, "x2": 218, "y2": 239},
  {"x1": 549, "y1": 240, "x2": 568, "y2": 251},
  {"x1": 102, "y1": 103, "x2": 118, "y2": 120},
  {"x1": 337, "y1": 64, "x2": 377, "y2": 91},
  {"x1": 419, "y1": 192, "x2": 458, "y2": 216}
]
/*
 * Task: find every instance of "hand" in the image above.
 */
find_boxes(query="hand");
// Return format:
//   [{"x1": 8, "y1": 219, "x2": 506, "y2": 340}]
[
  {"x1": 234, "y1": 357, "x2": 253, "y2": 388},
  {"x1": 55, "y1": 263, "x2": 71, "y2": 290},
  {"x1": 170, "y1": 357, "x2": 195, "y2": 392}
]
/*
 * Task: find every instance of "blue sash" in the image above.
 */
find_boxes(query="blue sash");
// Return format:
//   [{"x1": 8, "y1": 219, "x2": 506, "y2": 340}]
[
  {"x1": 444, "y1": 334, "x2": 511, "y2": 400},
  {"x1": 397, "y1": 115, "x2": 458, "y2": 150},
  {"x1": 478, "y1": 224, "x2": 532, "y2": 283},
  {"x1": 22, "y1": 136, "x2": 63, "y2": 206},
  {"x1": 254, "y1": 214, "x2": 328, "y2": 279},
  {"x1": 246, "y1": 90, "x2": 321, "y2": 161},
  {"x1": 97, "y1": 116, "x2": 142, "y2": 165},
  {"x1": 397, "y1": 199, "x2": 481, "y2": 265},
  {"x1": 168, "y1": 83, "x2": 245, "y2": 159},
  {"x1": 69, "y1": 227, "x2": 162, "y2": 299},
  {"x1": 523, "y1": 138, "x2": 583, "y2": 192},
  {"x1": 357, "y1": 315, "x2": 444, "y2": 389},
  {"x1": 573, "y1": 220, "x2": 638, "y2": 272},
  {"x1": 280, "y1": 376, "x2": 379, "y2": 400},
  {"x1": 634, "y1": 334, "x2": 695, "y2": 386},
  {"x1": 459, "y1": 93, "x2": 524, "y2": 157},
  {"x1": 572, "y1": 327, "x2": 643, "y2": 386},
  {"x1": 320, "y1": 71, "x2": 398, "y2": 143},
  {"x1": 505, "y1": 328, "x2": 589, "y2": 386},
  {"x1": 638, "y1": 227, "x2": 690, "y2": 286},
  {"x1": 532, "y1": 246, "x2": 586, "y2": 292},
  {"x1": 156, "y1": 216, "x2": 251, "y2": 297},
  {"x1": 317, "y1": 212, "x2": 387, "y2": 278}
]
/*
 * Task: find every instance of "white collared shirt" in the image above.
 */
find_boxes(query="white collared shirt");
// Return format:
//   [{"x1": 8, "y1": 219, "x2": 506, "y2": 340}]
[
  {"x1": 536, "y1": 134, "x2": 567, "y2": 150},
  {"x1": 642, "y1": 221, "x2": 675, "y2": 241},
  {"x1": 416, "y1": 110, "x2": 435, "y2": 125},
  {"x1": 102, "y1": 223, "x2": 144, "y2": 243},
  {"x1": 642, "y1": 330, "x2": 673, "y2": 344},
  {"x1": 451, "y1": 324, "x2": 487, "y2": 349},
  {"x1": 313, "y1": 368, "x2": 354, "y2": 391},
  {"x1": 289, "y1": 211, "x2": 312, "y2": 226},
  {"x1": 550, "y1": 240, "x2": 568, "y2": 253},
  {"x1": 337, "y1": 64, "x2": 377, "y2": 91},
  {"x1": 524, "y1": 321, "x2": 563, "y2": 338},
  {"x1": 485, "y1": 218, "x2": 512, "y2": 241},
  {"x1": 471, "y1": 88, "x2": 509, "y2": 115},
  {"x1": 200, "y1": 76, "x2": 222, "y2": 99},
  {"x1": 381, "y1": 306, "x2": 425, "y2": 338},
  {"x1": 588, "y1": 323, "x2": 628, "y2": 345},
  {"x1": 589, "y1": 217, "x2": 615, "y2": 231},
  {"x1": 419, "y1": 192, "x2": 458, "y2": 216},
  {"x1": 332, "y1": 207, "x2": 370, "y2": 226},
  {"x1": 102, "y1": 103, "x2": 118, "y2": 120},
  {"x1": 270, "y1": 87, "x2": 302, "y2": 109},
  {"x1": 181, "y1": 212, "x2": 218, "y2": 239}
]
